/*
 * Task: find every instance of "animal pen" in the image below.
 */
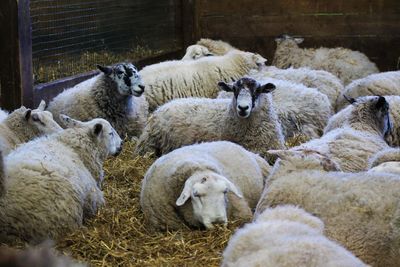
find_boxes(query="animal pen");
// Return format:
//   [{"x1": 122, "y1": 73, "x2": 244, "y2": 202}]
[{"x1": 0, "y1": 0, "x2": 400, "y2": 266}]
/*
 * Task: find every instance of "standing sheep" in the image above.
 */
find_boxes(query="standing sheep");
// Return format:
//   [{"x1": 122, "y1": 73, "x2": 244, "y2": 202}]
[
  {"x1": 140, "y1": 141, "x2": 271, "y2": 231},
  {"x1": 0, "y1": 116, "x2": 123, "y2": 243},
  {"x1": 336, "y1": 71, "x2": 400, "y2": 111},
  {"x1": 291, "y1": 96, "x2": 391, "y2": 172},
  {"x1": 222, "y1": 205, "x2": 368, "y2": 267},
  {"x1": 0, "y1": 101, "x2": 62, "y2": 156},
  {"x1": 135, "y1": 77, "x2": 285, "y2": 163},
  {"x1": 140, "y1": 50, "x2": 267, "y2": 111},
  {"x1": 272, "y1": 35, "x2": 379, "y2": 85},
  {"x1": 218, "y1": 77, "x2": 332, "y2": 141},
  {"x1": 47, "y1": 62, "x2": 148, "y2": 138},
  {"x1": 256, "y1": 149, "x2": 400, "y2": 267}
]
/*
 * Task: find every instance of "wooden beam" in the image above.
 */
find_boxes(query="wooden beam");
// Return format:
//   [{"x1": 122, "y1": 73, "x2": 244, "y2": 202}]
[{"x1": 181, "y1": 0, "x2": 198, "y2": 49}]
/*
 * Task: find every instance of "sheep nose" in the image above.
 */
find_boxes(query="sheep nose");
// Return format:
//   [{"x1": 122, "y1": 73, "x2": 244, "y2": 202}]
[
  {"x1": 238, "y1": 105, "x2": 249, "y2": 111},
  {"x1": 138, "y1": 84, "x2": 145, "y2": 92}
]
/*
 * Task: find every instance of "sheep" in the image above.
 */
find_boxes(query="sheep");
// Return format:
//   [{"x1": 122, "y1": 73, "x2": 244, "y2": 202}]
[
  {"x1": 272, "y1": 35, "x2": 379, "y2": 85},
  {"x1": 325, "y1": 95, "x2": 400, "y2": 146},
  {"x1": 139, "y1": 50, "x2": 268, "y2": 111},
  {"x1": 196, "y1": 38, "x2": 237, "y2": 55},
  {"x1": 0, "y1": 109, "x2": 8, "y2": 123},
  {"x1": 249, "y1": 66, "x2": 344, "y2": 109},
  {"x1": 368, "y1": 147, "x2": 400, "y2": 174},
  {"x1": 336, "y1": 71, "x2": 400, "y2": 111},
  {"x1": 182, "y1": 44, "x2": 214, "y2": 60},
  {"x1": 47, "y1": 62, "x2": 148, "y2": 138},
  {"x1": 291, "y1": 96, "x2": 391, "y2": 172},
  {"x1": 217, "y1": 77, "x2": 332, "y2": 141},
  {"x1": 0, "y1": 115, "x2": 123, "y2": 244},
  {"x1": 140, "y1": 141, "x2": 271, "y2": 231},
  {"x1": 0, "y1": 101, "x2": 62, "y2": 156},
  {"x1": 135, "y1": 77, "x2": 285, "y2": 163},
  {"x1": 222, "y1": 205, "x2": 368, "y2": 267},
  {"x1": 256, "y1": 149, "x2": 400, "y2": 267}
]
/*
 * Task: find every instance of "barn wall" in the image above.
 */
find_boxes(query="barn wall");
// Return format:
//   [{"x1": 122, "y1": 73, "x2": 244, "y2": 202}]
[{"x1": 195, "y1": 0, "x2": 400, "y2": 71}]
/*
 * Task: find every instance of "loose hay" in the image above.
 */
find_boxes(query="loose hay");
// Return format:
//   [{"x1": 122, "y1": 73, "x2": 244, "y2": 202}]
[{"x1": 56, "y1": 141, "x2": 242, "y2": 267}]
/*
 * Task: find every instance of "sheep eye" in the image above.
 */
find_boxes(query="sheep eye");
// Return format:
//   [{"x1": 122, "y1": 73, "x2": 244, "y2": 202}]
[
  {"x1": 109, "y1": 132, "x2": 114, "y2": 136},
  {"x1": 193, "y1": 191, "x2": 200, "y2": 198},
  {"x1": 32, "y1": 115, "x2": 40, "y2": 122},
  {"x1": 223, "y1": 188, "x2": 228, "y2": 194},
  {"x1": 116, "y1": 70, "x2": 124, "y2": 75}
]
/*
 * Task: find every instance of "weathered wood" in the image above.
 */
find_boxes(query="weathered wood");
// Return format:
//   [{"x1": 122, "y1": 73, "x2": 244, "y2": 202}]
[
  {"x1": 32, "y1": 49, "x2": 183, "y2": 106},
  {"x1": 181, "y1": 0, "x2": 198, "y2": 49}
]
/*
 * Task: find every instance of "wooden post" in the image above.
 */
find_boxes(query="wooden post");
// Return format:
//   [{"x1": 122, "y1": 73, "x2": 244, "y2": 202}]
[
  {"x1": 181, "y1": 0, "x2": 198, "y2": 50},
  {"x1": 0, "y1": 0, "x2": 33, "y2": 111}
]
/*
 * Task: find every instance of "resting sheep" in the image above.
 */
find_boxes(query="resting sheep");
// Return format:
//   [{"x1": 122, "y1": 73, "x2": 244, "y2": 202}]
[
  {"x1": 249, "y1": 66, "x2": 344, "y2": 109},
  {"x1": 291, "y1": 96, "x2": 391, "y2": 172},
  {"x1": 182, "y1": 45, "x2": 213, "y2": 60},
  {"x1": 140, "y1": 141, "x2": 271, "y2": 231},
  {"x1": 0, "y1": 116, "x2": 123, "y2": 243},
  {"x1": 0, "y1": 101, "x2": 62, "y2": 156},
  {"x1": 47, "y1": 62, "x2": 148, "y2": 138},
  {"x1": 336, "y1": 71, "x2": 400, "y2": 111},
  {"x1": 256, "y1": 149, "x2": 400, "y2": 267},
  {"x1": 135, "y1": 77, "x2": 285, "y2": 163},
  {"x1": 196, "y1": 38, "x2": 237, "y2": 56},
  {"x1": 368, "y1": 147, "x2": 400, "y2": 174},
  {"x1": 218, "y1": 77, "x2": 332, "y2": 141},
  {"x1": 222, "y1": 205, "x2": 368, "y2": 267},
  {"x1": 272, "y1": 35, "x2": 379, "y2": 85},
  {"x1": 140, "y1": 50, "x2": 267, "y2": 111}
]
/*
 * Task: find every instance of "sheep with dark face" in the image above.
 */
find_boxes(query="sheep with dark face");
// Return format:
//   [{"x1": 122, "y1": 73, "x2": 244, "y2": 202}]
[
  {"x1": 47, "y1": 62, "x2": 148, "y2": 138},
  {"x1": 135, "y1": 77, "x2": 285, "y2": 163},
  {"x1": 272, "y1": 35, "x2": 378, "y2": 85}
]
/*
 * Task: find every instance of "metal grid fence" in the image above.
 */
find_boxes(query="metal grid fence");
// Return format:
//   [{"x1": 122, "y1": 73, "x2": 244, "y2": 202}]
[{"x1": 30, "y1": 0, "x2": 182, "y2": 84}]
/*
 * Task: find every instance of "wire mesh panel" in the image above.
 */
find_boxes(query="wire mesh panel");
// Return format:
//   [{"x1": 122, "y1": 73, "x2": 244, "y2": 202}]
[{"x1": 30, "y1": 0, "x2": 182, "y2": 84}]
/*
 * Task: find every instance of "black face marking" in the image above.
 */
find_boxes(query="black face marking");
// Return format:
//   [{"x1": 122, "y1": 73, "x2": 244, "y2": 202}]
[
  {"x1": 124, "y1": 75, "x2": 131, "y2": 87},
  {"x1": 123, "y1": 65, "x2": 133, "y2": 77}
]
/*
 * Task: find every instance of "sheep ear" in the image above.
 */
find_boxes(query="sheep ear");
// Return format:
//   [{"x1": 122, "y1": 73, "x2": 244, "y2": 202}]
[
  {"x1": 223, "y1": 178, "x2": 243, "y2": 198},
  {"x1": 176, "y1": 179, "x2": 193, "y2": 206},
  {"x1": 259, "y1": 83, "x2": 276, "y2": 94},
  {"x1": 97, "y1": 64, "x2": 112, "y2": 75},
  {"x1": 59, "y1": 114, "x2": 82, "y2": 128},
  {"x1": 376, "y1": 96, "x2": 388, "y2": 111},
  {"x1": 294, "y1": 37, "x2": 304, "y2": 44},
  {"x1": 218, "y1": 81, "x2": 234, "y2": 92},
  {"x1": 343, "y1": 95, "x2": 356, "y2": 105},
  {"x1": 37, "y1": 100, "x2": 46, "y2": 111},
  {"x1": 93, "y1": 123, "x2": 103, "y2": 136},
  {"x1": 24, "y1": 109, "x2": 32, "y2": 120}
]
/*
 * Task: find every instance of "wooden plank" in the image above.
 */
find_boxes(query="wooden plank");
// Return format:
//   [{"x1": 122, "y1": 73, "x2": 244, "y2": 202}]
[
  {"x1": 19, "y1": 0, "x2": 34, "y2": 108},
  {"x1": 0, "y1": 0, "x2": 22, "y2": 110},
  {"x1": 181, "y1": 0, "x2": 198, "y2": 49},
  {"x1": 32, "y1": 49, "x2": 183, "y2": 106}
]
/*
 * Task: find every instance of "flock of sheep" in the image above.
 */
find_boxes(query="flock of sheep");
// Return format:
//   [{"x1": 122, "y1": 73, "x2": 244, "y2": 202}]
[{"x1": 1, "y1": 34, "x2": 400, "y2": 266}]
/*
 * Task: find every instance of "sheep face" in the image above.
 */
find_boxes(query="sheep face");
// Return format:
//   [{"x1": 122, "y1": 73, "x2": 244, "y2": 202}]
[
  {"x1": 176, "y1": 171, "x2": 243, "y2": 229},
  {"x1": 60, "y1": 115, "x2": 123, "y2": 156},
  {"x1": 218, "y1": 77, "x2": 275, "y2": 118},
  {"x1": 274, "y1": 34, "x2": 304, "y2": 46},
  {"x1": 182, "y1": 44, "x2": 213, "y2": 60},
  {"x1": 97, "y1": 63, "x2": 145, "y2": 97},
  {"x1": 25, "y1": 100, "x2": 62, "y2": 135}
]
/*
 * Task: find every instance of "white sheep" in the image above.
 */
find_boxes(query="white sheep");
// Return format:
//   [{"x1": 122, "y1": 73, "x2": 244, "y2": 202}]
[
  {"x1": 217, "y1": 77, "x2": 332, "y2": 141},
  {"x1": 196, "y1": 38, "x2": 237, "y2": 55},
  {"x1": 140, "y1": 141, "x2": 271, "y2": 231},
  {"x1": 249, "y1": 66, "x2": 344, "y2": 109},
  {"x1": 0, "y1": 109, "x2": 8, "y2": 123},
  {"x1": 139, "y1": 50, "x2": 267, "y2": 111},
  {"x1": 0, "y1": 101, "x2": 62, "y2": 156},
  {"x1": 47, "y1": 62, "x2": 148, "y2": 138},
  {"x1": 182, "y1": 44, "x2": 214, "y2": 60},
  {"x1": 325, "y1": 95, "x2": 400, "y2": 146},
  {"x1": 272, "y1": 35, "x2": 379, "y2": 85},
  {"x1": 368, "y1": 147, "x2": 400, "y2": 174},
  {"x1": 336, "y1": 71, "x2": 400, "y2": 111},
  {"x1": 135, "y1": 77, "x2": 285, "y2": 163},
  {"x1": 0, "y1": 115, "x2": 123, "y2": 243},
  {"x1": 222, "y1": 205, "x2": 368, "y2": 267},
  {"x1": 291, "y1": 96, "x2": 391, "y2": 172},
  {"x1": 256, "y1": 149, "x2": 400, "y2": 267}
]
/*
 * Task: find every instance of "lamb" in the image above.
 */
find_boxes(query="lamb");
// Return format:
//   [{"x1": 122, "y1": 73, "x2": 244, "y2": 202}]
[
  {"x1": 336, "y1": 71, "x2": 400, "y2": 111},
  {"x1": 135, "y1": 77, "x2": 285, "y2": 163},
  {"x1": 272, "y1": 35, "x2": 379, "y2": 85},
  {"x1": 196, "y1": 38, "x2": 237, "y2": 55},
  {"x1": 256, "y1": 149, "x2": 400, "y2": 267},
  {"x1": 0, "y1": 115, "x2": 123, "y2": 243},
  {"x1": 182, "y1": 44, "x2": 214, "y2": 60},
  {"x1": 249, "y1": 66, "x2": 344, "y2": 109},
  {"x1": 140, "y1": 141, "x2": 271, "y2": 231},
  {"x1": 139, "y1": 50, "x2": 267, "y2": 111},
  {"x1": 47, "y1": 62, "x2": 148, "y2": 138},
  {"x1": 222, "y1": 205, "x2": 368, "y2": 267},
  {"x1": 0, "y1": 101, "x2": 62, "y2": 156},
  {"x1": 325, "y1": 95, "x2": 400, "y2": 146},
  {"x1": 368, "y1": 147, "x2": 400, "y2": 174},
  {"x1": 217, "y1": 77, "x2": 332, "y2": 141},
  {"x1": 291, "y1": 96, "x2": 391, "y2": 172}
]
